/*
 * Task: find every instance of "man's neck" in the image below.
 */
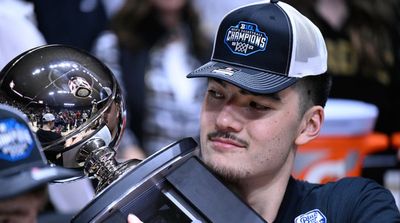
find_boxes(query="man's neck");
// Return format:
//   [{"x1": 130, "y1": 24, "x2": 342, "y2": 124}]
[
  {"x1": 234, "y1": 155, "x2": 294, "y2": 222},
  {"x1": 42, "y1": 125, "x2": 52, "y2": 131}
]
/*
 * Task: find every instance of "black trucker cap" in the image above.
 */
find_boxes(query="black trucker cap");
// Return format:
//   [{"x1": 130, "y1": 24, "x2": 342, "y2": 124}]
[{"x1": 187, "y1": 0, "x2": 327, "y2": 94}]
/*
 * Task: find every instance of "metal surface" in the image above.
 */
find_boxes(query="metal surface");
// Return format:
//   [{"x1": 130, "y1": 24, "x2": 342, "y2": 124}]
[{"x1": 0, "y1": 44, "x2": 126, "y2": 169}]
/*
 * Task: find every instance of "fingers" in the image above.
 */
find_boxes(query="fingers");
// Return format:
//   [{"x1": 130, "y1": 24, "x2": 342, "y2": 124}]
[{"x1": 127, "y1": 214, "x2": 143, "y2": 223}]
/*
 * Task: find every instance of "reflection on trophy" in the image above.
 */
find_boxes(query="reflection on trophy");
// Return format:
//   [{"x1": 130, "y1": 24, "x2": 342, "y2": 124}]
[
  {"x1": 0, "y1": 44, "x2": 131, "y2": 191},
  {"x1": 68, "y1": 76, "x2": 92, "y2": 98},
  {"x1": 0, "y1": 45, "x2": 265, "y2": 223}
]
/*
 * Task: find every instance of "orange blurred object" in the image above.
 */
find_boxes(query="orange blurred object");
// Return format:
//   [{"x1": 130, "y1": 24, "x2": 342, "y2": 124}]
[
  {"x1": 391, "y1": 132, "x2": 400, "y2": 150},
  {"x1": 293, "y1": 132, "x2": 389, "y2": 184}
]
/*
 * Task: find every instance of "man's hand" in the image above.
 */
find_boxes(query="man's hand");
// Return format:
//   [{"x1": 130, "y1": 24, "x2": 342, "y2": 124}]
[{"x1": 127, "y1": 214, "x2": 143, "y2": 223}]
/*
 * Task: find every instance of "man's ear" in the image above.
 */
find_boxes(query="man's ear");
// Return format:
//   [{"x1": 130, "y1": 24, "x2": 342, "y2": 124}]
[{"x1": 295, "y1": 106, "x2": 324, "y2": 146}]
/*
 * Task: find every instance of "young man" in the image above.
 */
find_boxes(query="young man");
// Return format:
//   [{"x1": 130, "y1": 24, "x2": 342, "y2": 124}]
[
  {"x1": 36, "y1": 113, "x2": 62, "y2": 144},
  {"x1": 130, "y1": 0, "x2": 400, "y2": 222}
]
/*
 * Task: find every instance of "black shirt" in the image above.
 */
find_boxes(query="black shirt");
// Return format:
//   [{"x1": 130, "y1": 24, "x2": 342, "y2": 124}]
[
  {"x1": 36, "y1": 129, "x2": 62, "y2": 144},
  {"x1": 274, "y1": 177, "x2": 400, "y2": 222}
]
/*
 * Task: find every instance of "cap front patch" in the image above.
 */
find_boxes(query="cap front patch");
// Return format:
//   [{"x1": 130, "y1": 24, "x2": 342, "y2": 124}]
[
  {"x1": 0, "y1": 118, "x2": 34, "y2": 162},
  {"x1": 224, "y1": 21, "x2": 268, "y2": 56}
]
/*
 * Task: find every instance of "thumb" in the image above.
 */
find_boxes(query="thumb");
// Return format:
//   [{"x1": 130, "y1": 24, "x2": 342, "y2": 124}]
[{"x1": 127, "y1": 214, "x2": 143, "y2": 223}]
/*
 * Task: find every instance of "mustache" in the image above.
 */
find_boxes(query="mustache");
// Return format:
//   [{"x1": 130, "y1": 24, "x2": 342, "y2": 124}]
[{"x1": 207, "y1": 131, "x2": 249, "y2": 148}]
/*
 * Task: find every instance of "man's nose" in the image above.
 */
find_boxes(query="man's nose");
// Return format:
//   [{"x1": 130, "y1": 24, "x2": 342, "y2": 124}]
[{"x1": 215, "y1": 105, "x2": 243, "y2": 132}]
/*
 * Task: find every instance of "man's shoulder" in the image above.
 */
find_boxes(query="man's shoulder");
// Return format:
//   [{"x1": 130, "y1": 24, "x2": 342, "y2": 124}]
[
  {"x1": 36, "y1": 128, "x2": 45, "y2": 135},
  {"x1": 295, "y1": 177, "x2": 386, "y2": 196},
  {"x1": 287, "y1": 177, "x2": 400, "y2": 222},
  {"x1": 36, "y1": 129, "x2": 61, "y2": 139},
  {"x1": 291, "y1": 176, "x2": 397, "y2": 209},
  {"x1": 325, "y1": 177, "x2": 378, "y2": 188},
  {"x1": 322, "y1": 177, "x2": 385, "y2": 194}
]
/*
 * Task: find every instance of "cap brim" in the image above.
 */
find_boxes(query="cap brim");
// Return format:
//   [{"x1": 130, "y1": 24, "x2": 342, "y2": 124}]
[
  {"x1": 187, "y1": 61, "x2": 298, "y2": 94},
  {"x1": 0, "y1": 166, "x2": 81, "y2": 200}
]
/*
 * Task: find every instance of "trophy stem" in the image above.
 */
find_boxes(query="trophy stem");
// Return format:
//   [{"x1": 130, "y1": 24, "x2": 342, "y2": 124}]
[{"x1": 79, "y1": 138, "x2": 141, "y2": 193}]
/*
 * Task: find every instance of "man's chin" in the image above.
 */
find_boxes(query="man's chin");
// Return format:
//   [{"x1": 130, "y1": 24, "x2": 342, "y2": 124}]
[
  {"x1": 200, "y1": 147, "x2": 246, "y2": 183},
  {"x1": 203, "y1": 158, "x2": 243, "y2": 185}
]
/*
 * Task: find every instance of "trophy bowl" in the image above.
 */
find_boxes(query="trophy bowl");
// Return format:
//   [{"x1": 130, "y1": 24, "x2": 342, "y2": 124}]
[{"x1": 0, "y1": 44, "x2": 126, "y2": 170}]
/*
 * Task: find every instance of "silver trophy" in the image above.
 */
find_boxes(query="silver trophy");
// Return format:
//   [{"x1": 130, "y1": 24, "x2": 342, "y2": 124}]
[{"x1": 0, "y1": 44, "x2": 136, "y2": 192}]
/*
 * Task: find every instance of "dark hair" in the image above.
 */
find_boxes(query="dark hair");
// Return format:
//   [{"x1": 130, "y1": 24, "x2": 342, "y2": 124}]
[
  {"x1": 110, "y1": 0, "x2": 211, "y2": 60},
  {"x1": 294, "y1": 73, "x2": 332, "y2": 114}
]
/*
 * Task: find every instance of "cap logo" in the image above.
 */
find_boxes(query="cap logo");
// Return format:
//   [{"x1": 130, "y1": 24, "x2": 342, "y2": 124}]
[
  {"x1": 224, "y1": 21, "x2": 268, "y2": 56},
  {"x1": 0, "y1": 118, "x2": 34, "y2": 162},
  {"x1": 212, "y1": 66, "x2": 240, "y2": 76}
]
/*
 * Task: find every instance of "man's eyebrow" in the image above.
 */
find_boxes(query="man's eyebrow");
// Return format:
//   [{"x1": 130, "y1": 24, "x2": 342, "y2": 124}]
[
  {"x1": 239, "y1": 89, "x2": 282, "y2": 101},
  {"x1": 210, "y1": 78, "x2": 282, "y2": 101}
]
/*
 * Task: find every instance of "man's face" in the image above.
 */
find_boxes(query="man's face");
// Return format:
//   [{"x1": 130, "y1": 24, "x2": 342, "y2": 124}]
[{"x1": 200, "y1": 79, "x2": 304, "y2": 182}]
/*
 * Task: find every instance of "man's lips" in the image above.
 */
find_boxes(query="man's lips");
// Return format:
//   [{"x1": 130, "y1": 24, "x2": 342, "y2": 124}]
[
  {"x1": 209, "y1": 137, "x2": 247, "y2": 150},
  {"x1": 207, "y1": 131, "x2": 249, "y2": 151}
]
